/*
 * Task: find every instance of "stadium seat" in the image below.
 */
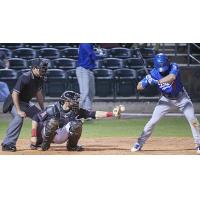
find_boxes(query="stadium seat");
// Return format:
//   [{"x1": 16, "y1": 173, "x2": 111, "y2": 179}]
[
  {"x1": 8, "y1": 58, "x2": 27, "y2": 70},
  {"x1": 131, "y1": 48, "x2": 142, "y2": 58},
  {"x1": 13, "y1": 48, "x2": 37, "y2": 60},
  {"x1": 139, "y1": 48, "x2": 155, "y2": 59},
  {"x1": 24, "y1": 43, "x2": 47, "y2": 49},
  {"x1": 124, "y1": 58, "x2": 145, "y2": 70},
  {"x1": 145, "y1": 58, "x2": 154, "y2": 68},
  {"x1": 93, "y1": 69, "x2": 114, "y2": 97},
  {"x1": 17, "y1": 69, "x2": 31, "y2": 77},
  {"x1": 94, "y1": 48, "x2": 108, "y2": 59},
  {"x1": 97, "y1": 58, "x2": 124, "y2": 70},
  {"x1": 60, "y1": 48, "x2": 78, "y2": 59},
  {"x1": 109, "y1": 48, "x2": 131, "y2": 59},
  {"x1": 52, "y1": 58, "x2": 76, "y2": 71},
  {"x1": 0, "y1": 43, "x2": 23, "y2": 49},
  {"x1": 114, "y1": 69, "x2": 137, "y2": 97},
  {"x1": 38, "y1": 48, "x2": 60, "y2": 59},
  {"x1": 66, "y1": 69, "x2": 79, "y2": 93},
  {"x1": 136, "y1": 68, "x2": 159, "y2": 97},
  {"x1": 48, "y1": 43, "x2": 70, "y2": 49},
  {"x1": 0, "y1": 48, "x2": 12, "y2": 58},
  {"x1": 68, "y1": 43, "x2": 79, "y2": 48},
  {"x1": 0, "y1": 69, "x2": 17, "y2": 91},
  {"x1": 45, "y1": 69, "x2": 67, "y2": 97}
]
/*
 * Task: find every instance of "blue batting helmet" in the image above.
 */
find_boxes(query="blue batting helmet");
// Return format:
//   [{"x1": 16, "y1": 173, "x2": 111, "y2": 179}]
[{"x1": 153, "y1": 53, "x2": 169, "y2": 73}]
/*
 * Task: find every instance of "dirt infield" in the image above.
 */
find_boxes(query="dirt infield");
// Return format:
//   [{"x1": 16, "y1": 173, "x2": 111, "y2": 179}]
[{"x1": 0, "y1": 137, "x2": 198, "y2": 155}]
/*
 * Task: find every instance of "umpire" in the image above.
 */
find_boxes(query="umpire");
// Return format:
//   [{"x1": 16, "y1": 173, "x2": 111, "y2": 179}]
[{"x1": 1, "y1": 58, "x2": 49, "y2": 152}]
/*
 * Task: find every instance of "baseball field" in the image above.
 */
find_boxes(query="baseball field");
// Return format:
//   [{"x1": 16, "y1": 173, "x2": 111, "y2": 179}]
[{"x1": 0, "y1": 115, "x2": 199, "y2": 155}]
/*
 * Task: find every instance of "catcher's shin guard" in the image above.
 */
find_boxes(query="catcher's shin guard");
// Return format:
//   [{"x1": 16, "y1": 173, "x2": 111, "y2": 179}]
[
  {"x1": 41, "y1": 118, "x2": 59, "y2": 151},
  {"x1": 66, "y1": 120, "x2": 83, "y2": 151}
]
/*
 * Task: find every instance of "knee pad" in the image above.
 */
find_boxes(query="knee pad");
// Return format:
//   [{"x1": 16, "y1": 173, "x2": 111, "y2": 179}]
[
  {"x1": 69, "y1": 120, "x2": 83, "y2": 136},
  {"x1": 46, "y1": 118, "x2": 59, "y2": 133}
]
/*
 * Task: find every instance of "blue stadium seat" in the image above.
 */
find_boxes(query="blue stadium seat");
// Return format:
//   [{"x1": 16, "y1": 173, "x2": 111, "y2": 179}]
[
  {"x1": 109, "y1": 48, "x2": 131, "y2": 59},
  {"x1": 48, "y1": 43, "x2": 70, "y2": 49},
  {"x1": 45, "y1": 69, "x2": 67, "y2": 97},
  {"x1": 139, "y1": 48, "x2": 155, "y2": 59},
  {"x1": 0, "y1": 69, "x2": 17, "y2": 91},
  {"x1": 8, "y1": 58, "x2": 27, "y2": 70},
  {"x1": 24, "y1": 43, "x2": 47, "y2": 49},
  {"x1": 38, "y1": 48, "x2": 60, "y2": 59},
  {"x1": 68, "y1": 43, "x2": 79, "y2": 48},
  {"x1": 0, "y1": 48, "x2": 12, "y2": 58},
  {"x1": 0, "y1": 43, "x2": 23, "y2": 49},
  {"x1": 60, "y1": 48, "x2": 78, "y2": 59},
  {"x1": 131, "y1": 48, "x2": 142, "y2": 58},
  {"x1": 124, "y1": 58, "x2": 145, "y2": 70},
  {"x1": 97, "y1": 58, "x2": 124, "y2": 70},
  {"x1": 52, "y1": 58, "x2": 76, "y2": 71},
  {"x1": 13, "y1": 48, "x2": 37, "y2": 60},
  {"x1": 114, "y1": 69, "x2": 137, "y2": 97},
  {"x1": 94, "y1": 48, "x2": 108, "y2": 59},
  {"x1": 93, "y1": 69, "x2": 114, "y2": 97},
  {"x1": 66, "y1": 69, "x2": 79, "y2": 93},
  {"x1": 145, "y1": 58, "x2": 154, "y2": 68}
]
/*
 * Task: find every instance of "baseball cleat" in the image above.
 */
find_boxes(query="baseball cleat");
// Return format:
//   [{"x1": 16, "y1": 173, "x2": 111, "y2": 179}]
[
  {"x1": 67, "y1": 144, "x2": 84, "y2": 151},
  {"x1": 196, "y1": 146, "x2": 200, "y2": 154},
  {"x1": 1, "y1": 144, "x2": 17, "y2": 152},
  {"x1": 131, "y1": 143, "x2": 142, "y2": 152},
  {"x1": 30, "y1": 143, "x2": 42, "y2": 150}
]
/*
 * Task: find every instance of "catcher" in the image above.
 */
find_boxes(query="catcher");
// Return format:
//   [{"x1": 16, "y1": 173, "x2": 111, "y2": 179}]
[{"x1": 30, "y1": 90, "x2": 125, "y2": 151}]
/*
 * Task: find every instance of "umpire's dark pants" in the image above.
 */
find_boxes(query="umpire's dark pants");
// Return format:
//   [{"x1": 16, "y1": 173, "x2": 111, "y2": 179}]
[{"x1": 2, "y1": 102, "x2": 40, "y2": 146}]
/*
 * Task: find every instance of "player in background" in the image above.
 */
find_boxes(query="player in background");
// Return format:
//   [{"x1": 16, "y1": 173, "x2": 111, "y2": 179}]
[
  {"x1": 30, "y1": 90, "x2": 125, "y2": 151},
  {"x1": 131, "y1": 53, "x2": 200, "y2": 154}
]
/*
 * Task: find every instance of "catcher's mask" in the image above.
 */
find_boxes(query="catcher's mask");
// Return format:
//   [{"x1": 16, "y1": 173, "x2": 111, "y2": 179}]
[
  {"x1": 31, "y1": 58, "x2": 49, "y2": 80},
  {"x1": 60, "y1": 91, "x2": 80, "y2": 112}
]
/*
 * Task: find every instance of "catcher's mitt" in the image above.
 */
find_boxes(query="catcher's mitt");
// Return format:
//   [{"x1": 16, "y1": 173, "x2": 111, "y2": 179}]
[{"x1": 113, "y1": 105, "x2": 125, "y2": 119}]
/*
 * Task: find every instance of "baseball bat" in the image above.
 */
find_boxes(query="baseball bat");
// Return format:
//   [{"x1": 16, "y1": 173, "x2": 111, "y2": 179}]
[{"x1": 137, "y1": 49, "x2": 149, "y2": 75}]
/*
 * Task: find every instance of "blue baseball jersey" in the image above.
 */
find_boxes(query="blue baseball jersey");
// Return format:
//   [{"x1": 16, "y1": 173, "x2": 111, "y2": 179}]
[
  {"x1": 78, "y1": 43, "x2": 96, "y2": 69},
  {"x1": 142, "y1": 63, "x2": 184, "y2": 96}
]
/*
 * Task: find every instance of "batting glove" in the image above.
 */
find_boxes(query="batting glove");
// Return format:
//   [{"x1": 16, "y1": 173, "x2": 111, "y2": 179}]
[{"x1": 146, "y1": 75, "x2": 159, "y2": 85}]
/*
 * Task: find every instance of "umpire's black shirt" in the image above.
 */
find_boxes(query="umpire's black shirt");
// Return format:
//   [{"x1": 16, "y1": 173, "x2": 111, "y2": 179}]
[{"x1": 13, "y1": 71, "x2": 44, "y2": 103}]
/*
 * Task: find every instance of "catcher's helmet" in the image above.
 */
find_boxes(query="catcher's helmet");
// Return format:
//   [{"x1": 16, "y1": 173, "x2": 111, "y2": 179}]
[
  {"x1": 154, "y1": 53, "x2": 169, "y2": 73},
  {"x1": 60, "y1": 91, "x2": 80, "y2": 105},
  {"x1": 31, "y1": 58, "x2": 49, "y2": 78}
]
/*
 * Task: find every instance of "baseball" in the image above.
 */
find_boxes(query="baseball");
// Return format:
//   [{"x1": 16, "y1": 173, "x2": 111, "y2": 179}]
[{"x1": 120, "y1": 105, "x2": 125, "y2": 112}]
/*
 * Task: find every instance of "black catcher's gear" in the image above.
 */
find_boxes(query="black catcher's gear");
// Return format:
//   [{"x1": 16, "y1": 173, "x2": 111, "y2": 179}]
[
  {"x1": 66, "y1": 120, "x2": 83, "y2": 151},
  {"x1": 41, "y1": 118, "x2": 59, "y2": 151},
  {"x1": 60, "y1": 91, "x2": 80, "y2": 112}
]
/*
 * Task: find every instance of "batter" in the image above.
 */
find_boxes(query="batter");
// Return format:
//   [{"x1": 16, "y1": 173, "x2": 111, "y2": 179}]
[{"x1": 131, "y1": 53, "x2": 200, "y2": 154}]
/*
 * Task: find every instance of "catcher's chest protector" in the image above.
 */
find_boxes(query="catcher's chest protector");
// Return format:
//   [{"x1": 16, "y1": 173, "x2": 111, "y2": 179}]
[{"x1": 59, "y1": 110, "x2": 78, "y2": 128}]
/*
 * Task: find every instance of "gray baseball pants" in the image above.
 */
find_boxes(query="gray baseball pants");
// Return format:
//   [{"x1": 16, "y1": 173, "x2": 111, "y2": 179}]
[
  {"x1": 2, "y1": 102, "x2": 40, "y2": 146},
  {"x1": 76, "y1": 66, "x2": 95, "y2": 111},
  {"x1": 137, "y1": 90, "x2": 200, "y2": 146}
]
